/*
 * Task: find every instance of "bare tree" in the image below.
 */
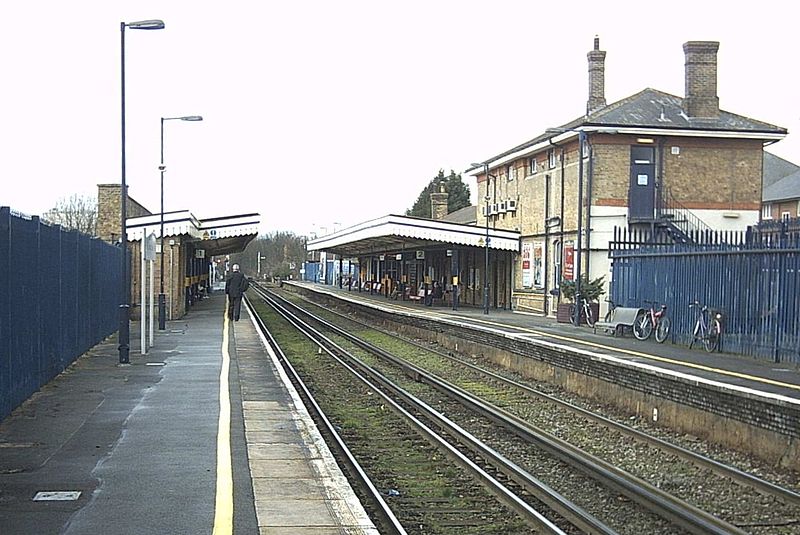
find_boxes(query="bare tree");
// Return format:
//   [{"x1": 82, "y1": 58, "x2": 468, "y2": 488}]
[{"x1": 42, "y1": 194, "x2": 98, "y2": 236}]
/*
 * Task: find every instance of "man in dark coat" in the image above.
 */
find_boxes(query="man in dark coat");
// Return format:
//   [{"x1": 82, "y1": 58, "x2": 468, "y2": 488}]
[{"x1": 225, "y1": 264, "x2": 249, "y2": 321}]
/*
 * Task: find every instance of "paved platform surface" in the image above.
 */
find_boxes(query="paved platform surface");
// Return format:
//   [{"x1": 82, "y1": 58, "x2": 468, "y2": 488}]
[
  {"x1": 0, "y1": 291, "x2": 375, "y2": 535},
  {"x1": 290, "y1": 281, "x2": 800, "y2": 401}
]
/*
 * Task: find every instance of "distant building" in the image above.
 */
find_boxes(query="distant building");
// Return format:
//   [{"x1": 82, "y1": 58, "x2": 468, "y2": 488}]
[
  {"x1": 762, "y1": 152, "x2": 800, "y2": 221},
  {"x1": 466, "y1": 38, "x2": 788, "y2": 315}
]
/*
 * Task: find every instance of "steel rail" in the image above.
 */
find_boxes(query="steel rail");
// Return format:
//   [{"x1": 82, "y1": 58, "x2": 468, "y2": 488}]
[
  {"x1": 252, "y1": 286, "x2": 577, "y2": 534},
  {"x1": 287, "y1": 286, "x2": 800, "y2": 506},
  {"x1": 244, "y1": 292, "x2": 407, "y2": 535},
  {"x1": 268, "y1": 286, "x2": 749, "y2": 535}
]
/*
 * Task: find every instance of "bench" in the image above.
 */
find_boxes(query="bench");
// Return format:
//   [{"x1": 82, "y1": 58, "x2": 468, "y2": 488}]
[
  {"x1": 407, "y1": 288, "x2": 426, "y2": 302},
  {"x1": 593, "y1": 307, "x2": 643, "y2": 337}
]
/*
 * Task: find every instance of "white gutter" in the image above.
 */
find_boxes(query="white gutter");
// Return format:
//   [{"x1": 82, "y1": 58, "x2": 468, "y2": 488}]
[{"x1": 465, "y1": 126, "x2": 787, "y2": 177}]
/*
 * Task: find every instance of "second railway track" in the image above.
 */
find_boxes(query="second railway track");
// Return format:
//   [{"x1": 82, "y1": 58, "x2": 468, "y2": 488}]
[{"x1": 247, "y1": 283, "x2": 800, "y2": 534}]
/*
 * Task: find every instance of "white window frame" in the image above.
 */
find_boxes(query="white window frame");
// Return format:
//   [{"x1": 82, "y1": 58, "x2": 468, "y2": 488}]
[
  {"x1": 528, "y1": 157, "x2": 537, "y2": 175},
  {"x1": 548, "y1": 148, "x2": 557, "y2": 169},
  {"x1": 506, "y1": 164, "x2": 516, "y2": 181},
  {"x1": 762, "y1": 204, "x2": 772, "y2": 220},
  {"x1": 782, "y1": 211, "x2": 791, "y2": 221}
]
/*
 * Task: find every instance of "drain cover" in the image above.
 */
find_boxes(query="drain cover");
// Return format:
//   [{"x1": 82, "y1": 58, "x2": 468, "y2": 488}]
[{"x1": 33, "y1": 491, "x2": 81, "y2": 501}]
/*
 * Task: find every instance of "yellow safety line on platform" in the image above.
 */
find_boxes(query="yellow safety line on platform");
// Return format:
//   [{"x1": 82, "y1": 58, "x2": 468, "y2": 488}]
[
  {"x1": 212, "y1": 304, "x2": 234, "y2": 535},
  {"x1": 389, "y1": 302, "x2": 800, "y2": 394}
]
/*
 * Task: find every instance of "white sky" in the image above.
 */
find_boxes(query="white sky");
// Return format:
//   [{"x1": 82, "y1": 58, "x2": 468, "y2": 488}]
[{"x1": 2, "y1": 1, "x2": 798, "y2": 237}]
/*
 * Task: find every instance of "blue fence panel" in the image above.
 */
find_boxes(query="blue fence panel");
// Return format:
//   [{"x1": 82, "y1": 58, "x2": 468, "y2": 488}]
[
  {"x1": 0, "y1": 209, "x2": 10, "y2": 418},
  {"x1": 0, "y1": 208, "x2": 122, "y2": 421},
  {"x1": 610, "y1": 225, "x2": 800, "y2": 364}
]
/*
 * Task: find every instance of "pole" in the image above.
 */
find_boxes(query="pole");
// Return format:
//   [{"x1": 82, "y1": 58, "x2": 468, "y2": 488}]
[
  {"x1": 149, "y1": 251, "x2": 154, "y2": 347},
  {"x1": 484, "y1": 162, "x2": 490, "y2": 315},
  {"x1": 158, "y1": 117, "x2": 167, "y2": 330},
  {"x1": 573, "y1": 130, "x2": 585, "y2": 326},
  {"x1": 119, "y1": 22, "x2": 130, "y2": 364},
  {"x1": 141, "y1": 235, "x2": 146, "y2": 355}
]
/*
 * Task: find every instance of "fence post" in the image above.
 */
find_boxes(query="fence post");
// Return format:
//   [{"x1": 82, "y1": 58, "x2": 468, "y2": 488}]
[{"x1": 0, "y1": 207, "x2": 10, "y2": 419}]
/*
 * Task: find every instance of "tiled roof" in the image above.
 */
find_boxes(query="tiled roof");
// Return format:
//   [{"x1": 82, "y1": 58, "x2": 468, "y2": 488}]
[
  {"x1": 763, "y1": 169, "x2": 800, "y2": 202},
  {"x1": 473, "y1": 88, "x2": 788, "y2": 170},
  {"x1": 440, "y1": 205, "x2": 477, "y2": 225},
  {"x1": 587, "y1": 88, "x2": 786, "y2": 132},
  {"x1": 763, "y1": 151, "x2": 800, "y2": 188}
]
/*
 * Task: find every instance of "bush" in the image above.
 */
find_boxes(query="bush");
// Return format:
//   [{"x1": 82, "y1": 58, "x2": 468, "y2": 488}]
[{"x1": 560, "y1": 275, "x2": 605, "y2": 302}]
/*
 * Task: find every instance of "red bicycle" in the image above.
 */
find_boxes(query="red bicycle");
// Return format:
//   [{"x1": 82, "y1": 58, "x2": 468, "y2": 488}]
[{"x1": 633, "y1": 300, "x2": 670, "y2": 343}]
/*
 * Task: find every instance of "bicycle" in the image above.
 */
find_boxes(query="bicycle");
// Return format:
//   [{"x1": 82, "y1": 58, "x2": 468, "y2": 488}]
[
  {"x1": 568, "y1": 293, "x2": 596, "y2": 327},
  {"x1": 689, "y1": 301, "x2": 722, "y2": 352},
  {"x1": 633, "y1": 300, "x2": 670, "y2": 343},
  {"x1": 603, "y1": 298, "x2": 619, "y2": 323}
]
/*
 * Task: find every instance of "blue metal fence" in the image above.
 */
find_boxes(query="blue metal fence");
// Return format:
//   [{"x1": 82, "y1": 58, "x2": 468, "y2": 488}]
[
  {"x1": 609, "y1": 224, "x2": 800, "y2": 364},
  {"x1": 0, "y1": 207, "x2": 121, "y2": 421}
]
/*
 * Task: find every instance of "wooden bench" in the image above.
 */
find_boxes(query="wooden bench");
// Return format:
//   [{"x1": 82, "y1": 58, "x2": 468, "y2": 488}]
[{"x1": 593, "y1": 307, "x2": 643, "y2": 337}]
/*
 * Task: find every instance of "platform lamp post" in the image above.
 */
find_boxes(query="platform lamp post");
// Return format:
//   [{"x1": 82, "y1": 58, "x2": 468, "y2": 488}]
[
  {"x1": 471, "y1": 162, "x2": 494, "y2": 315},
  {"x1": 545, "y1": 127, "x2": 587, "y2": 327},
  {"x1": 119, "y1": 19, "x2": 165, "y2": 364},
  {"x1": 158, "y1": 115, "x2": 203, "y2": 331}
]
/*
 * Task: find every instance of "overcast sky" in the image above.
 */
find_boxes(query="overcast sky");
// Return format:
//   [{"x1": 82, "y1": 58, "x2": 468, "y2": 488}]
[{"x1": 2, "y1": 1, "x2": 798, "y2": 237}]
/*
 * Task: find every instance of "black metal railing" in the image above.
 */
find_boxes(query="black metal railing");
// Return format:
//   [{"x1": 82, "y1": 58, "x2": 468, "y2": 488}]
[{"x1": 656, "y1": 185, "x2": 713, "y2": 243}]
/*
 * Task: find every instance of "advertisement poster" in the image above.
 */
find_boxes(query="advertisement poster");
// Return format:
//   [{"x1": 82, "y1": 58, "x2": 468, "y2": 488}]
[
  {"x1": 533, "y1": 241, "x2": 543, "y2": 288},
  {"x1": 521, "y1": 242, "x2": 532, "y2": 288},
  {"x1": 563, "y1": 241, "x2": 574, "y2": 281}
]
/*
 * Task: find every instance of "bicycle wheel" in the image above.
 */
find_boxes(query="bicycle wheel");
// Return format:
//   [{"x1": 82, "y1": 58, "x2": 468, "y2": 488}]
[
  {"x1": 704, "y1": 320, "x2": 720, "y2": 353},
  {"x1": 568, "y1": 304, "x2": 577, "y2": 325},
  {"x1": 655, "y1": 317, "x2": 671, "y2": 343},
  {"x1": 633, "y1": 313, "x2": 649, "y2": 340},
  {"x1": 584, "y1": 304, "x2": 596, "y2": 327}
]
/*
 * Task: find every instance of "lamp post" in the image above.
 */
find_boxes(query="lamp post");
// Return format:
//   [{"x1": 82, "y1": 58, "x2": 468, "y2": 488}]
[
  {"x1": 119, "y1": 19, "x2": 165, "y2": 364},
  {"x1": 159, "y1": 115, "x2": 203, "y2": 330},
  {"x1": 546, "y1": 128, "x2": 587, "y2": 327},
  {"x1": 471, "y1": 162, "x2": 493, "y2": 315}
]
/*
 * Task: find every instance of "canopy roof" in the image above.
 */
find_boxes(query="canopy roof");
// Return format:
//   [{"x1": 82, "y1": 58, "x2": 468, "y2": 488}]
[
  {"x1": 126, "y1": 211, "x2": 260, "y2": 256},
  {"x1": 307, "y1": 215, "x2": 520, "y2": 256}
]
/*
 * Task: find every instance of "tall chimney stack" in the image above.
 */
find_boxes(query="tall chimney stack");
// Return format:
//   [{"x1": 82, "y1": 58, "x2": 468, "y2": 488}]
[
  {"x1": 430, "y1": 183, "x2": 449, "y2": 220},
  {"x1": 683, "y1": 41, "x2": 720, "y2": 118},
  {"x1": 586, "y1": 35, "x2": 606, "y2": 115}
]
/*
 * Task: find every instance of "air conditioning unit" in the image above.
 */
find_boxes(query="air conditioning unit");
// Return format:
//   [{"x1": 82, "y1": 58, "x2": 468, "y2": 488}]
[
  {"x1": 507, "y1": 199, "x2": 517, "y2": 212},
  {"x1": 499, "y1": 201, "x2": 507, "y2": 213},
  {"x1": 490, "y1": 203, "x2": 499, "y2": 215}
]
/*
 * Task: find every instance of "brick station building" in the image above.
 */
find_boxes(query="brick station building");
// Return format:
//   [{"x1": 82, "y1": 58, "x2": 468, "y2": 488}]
[{"x1": 466, "y1": 38, "x2": 788, "y2": 317}]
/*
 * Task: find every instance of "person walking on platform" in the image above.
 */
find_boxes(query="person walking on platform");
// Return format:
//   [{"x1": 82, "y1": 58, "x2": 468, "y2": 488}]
[{"x1": 225, "y1": 264, "x2": 249, "y2": 321}]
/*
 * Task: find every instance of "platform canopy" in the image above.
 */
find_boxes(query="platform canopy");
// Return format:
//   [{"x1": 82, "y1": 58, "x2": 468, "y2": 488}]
[
  {"x1": 126, "y1": 211, "x2": 260, "y2": 256},
  {"x1": 307, "y1": 214, "x2": 520, "y2": 256}
]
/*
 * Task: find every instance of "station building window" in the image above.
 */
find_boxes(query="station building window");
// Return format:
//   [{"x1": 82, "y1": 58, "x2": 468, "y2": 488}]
[{"x1": 528, "y1": 157, "x2": 538, "y2": 175}]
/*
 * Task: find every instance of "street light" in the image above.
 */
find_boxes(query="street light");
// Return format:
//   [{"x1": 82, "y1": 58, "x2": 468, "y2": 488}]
[
  {"x1": 471, "y1": 162, "x2": 494, "y2": 315},
  {"x1": 545, "y1": 127, "x2": 587, "y2": 327},
  {"x1": 119, "y1": 19, "x2": 165, "y2": 364},
  {"x1": 159, "y1": 115, "x2": 203, "y2": 330}
]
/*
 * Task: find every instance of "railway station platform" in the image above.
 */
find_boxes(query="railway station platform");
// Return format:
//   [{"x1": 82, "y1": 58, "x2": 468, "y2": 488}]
[
  {"x1": 0, "y1": 290, "x2": 375, "y2": 535},
  {"x1": 288, "y1": 281, "x2": 800, "y2": 400}
]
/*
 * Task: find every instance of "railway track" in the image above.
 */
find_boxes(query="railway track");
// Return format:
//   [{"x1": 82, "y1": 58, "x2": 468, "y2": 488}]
[{"x1": 249, "y1": 284, "x2": 800, "y2": 534}]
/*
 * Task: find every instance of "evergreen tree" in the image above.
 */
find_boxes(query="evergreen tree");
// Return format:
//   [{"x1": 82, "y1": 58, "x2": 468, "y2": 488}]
[{"x1": 406, "y1": 170, "x2": 471, "y2": 218}]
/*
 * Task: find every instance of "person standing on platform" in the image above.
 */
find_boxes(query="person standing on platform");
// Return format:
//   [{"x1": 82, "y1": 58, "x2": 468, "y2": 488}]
[{"x1": 225, "y1": 264, "x2": 249, "y2": 321}]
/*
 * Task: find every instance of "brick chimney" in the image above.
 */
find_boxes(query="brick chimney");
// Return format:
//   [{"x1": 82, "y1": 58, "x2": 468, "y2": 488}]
[
  {"x1": 683, "y1": 41, "x2": 720, "y2": 118},
  {"x1": 586, "y1": 36, "x2": 606, "y2": 115},
  {"x1": 430, "y1": 183, "x2": 449, "y2": 220},
  {"x1": 97, "y1": 184, "x2": 123, "y2": 244}
]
